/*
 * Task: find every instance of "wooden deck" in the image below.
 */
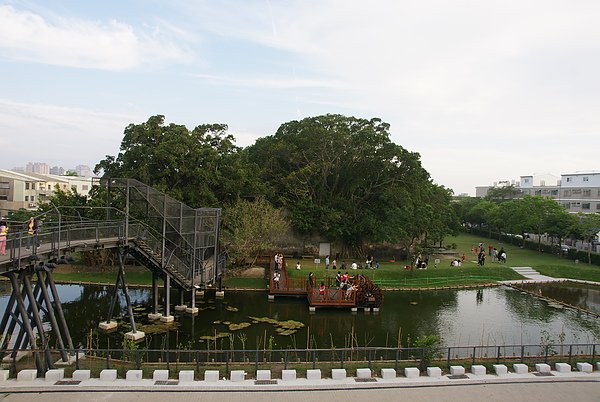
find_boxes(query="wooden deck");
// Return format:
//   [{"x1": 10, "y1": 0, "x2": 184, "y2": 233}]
[{"x1": 268, "y1": 260, "x2": 356, "y2": 308}]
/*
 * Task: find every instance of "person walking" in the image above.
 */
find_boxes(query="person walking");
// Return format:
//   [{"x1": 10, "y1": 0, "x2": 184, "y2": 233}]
[{"x1": 0, "y1": 221, "x2": 7, "y2": 255}]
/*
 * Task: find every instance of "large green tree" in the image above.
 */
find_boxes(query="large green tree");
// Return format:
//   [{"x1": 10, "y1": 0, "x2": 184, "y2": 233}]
[
  {"x1": 95, "y1": 115, "x2": 259, "y2": 208},
  {"x1": 246, "y1": 114, "x2": 454, "y2": 254}
]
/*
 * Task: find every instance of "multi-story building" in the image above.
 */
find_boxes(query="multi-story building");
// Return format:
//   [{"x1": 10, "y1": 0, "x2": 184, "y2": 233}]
[
  {"x1": 75, "y1": 165, "x2": 92, "y2": 177},
  {"x1": 477, "y1": 172, "x2": 600, "y2": 214},
  {"x1": 0, "y1": 169, "x2": 94, "y2": 217},
  {"x1": 25, "y1": 162, "x2": 49, "y2": 175}
]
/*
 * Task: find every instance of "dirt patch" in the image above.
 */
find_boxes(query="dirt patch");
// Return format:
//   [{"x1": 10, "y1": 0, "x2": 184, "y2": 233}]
[{"x1": 239, "y1": 267, "x2": 265, "y2": 278}]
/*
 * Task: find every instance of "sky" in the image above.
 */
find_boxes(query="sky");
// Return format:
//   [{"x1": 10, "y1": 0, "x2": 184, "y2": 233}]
[{"x1": 1, "y1": 0, "x2": 599, "y2": 195}]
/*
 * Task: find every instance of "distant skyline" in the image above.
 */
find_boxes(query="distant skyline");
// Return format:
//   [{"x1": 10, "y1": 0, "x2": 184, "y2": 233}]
[{"x1": 1, "y1": 1, "x2": 599, "y2": 195}]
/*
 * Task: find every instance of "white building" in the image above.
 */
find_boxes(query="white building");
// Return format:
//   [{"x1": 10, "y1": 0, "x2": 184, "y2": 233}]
[
  {"x1": 0, "y1": 169, "x2": 94, "y2": 217},
  {"x1": 477, "y1": 171, "x2": 600, "y2": 214}
]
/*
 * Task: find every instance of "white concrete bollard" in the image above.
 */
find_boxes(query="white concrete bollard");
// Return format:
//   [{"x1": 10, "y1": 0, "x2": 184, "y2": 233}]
[
  {"x1": 513, "y1": 364, "x2": 528, "y2": 374},
  {"x1": 179, "y1": 370, "x2": 195, "y2": 382},
  {"x1": 331, "y1": 368, "x2": 347, "y2": 380},
  {"x1": 306, "y1": 369, "x2": 321, "y2": 380},
  {"x1": 597, "y1": 362, "x2": 600, "y2": 371},
  {"x1": 471, "y1": 365, "x2": 486, "y2": 376},
  {"x1": 281, "y1": 370, "x2": 296, "y2": 381},
  {"x1": 493, "y1": 364, "x2": 508, "y2": 376},
  {"x1": 427, "y1": 367, "x2": 442, "y2": 377},
  {"x1": 72, "y1": 370, "x2": 91, "y2": 381},
  {"x1": 204, "y1": 370, "x2": 219, "y2": 382},
  {"x1": 45, "y1": 369, "x2": 65, "y2": 382},
  {"x1": 99, "y1": 369, "x2": 117, "y2": 381},
  {"x1": 555, "y1": 363, "x2": 571, "y2": 373},
  {"x1": 256, "y1": 370, "x2": 271, "y2": 380},
  {"x1": 450, "y1": 366, "x2": 465, "y2": 376},
  {"x1": 153, "y1": 370, "x2": 170, "y2": 381},
  {"x1": 0, "y1": 370, "x2": 9, "y2": 381},
  {"x1": 356, "y1": 368, "x2": 371, "y2": 379},
  {"x1": 230, "y1": 370, "x2": 245, "y2": 382},
  {"x1": 17, "y1": 369, "x2": 37, "y2": 381},
  {"x1": 126, "y1": 370, "x2": 143, "y2": 381},
  {"x1": 535, "y1": 363, "x2": 551, "y2": 373},
  {"x1": 576, "y1": 362, "x2": 593, "y2": 373},
  {"x1": 380, "y1": 368, "x2": 396, "y2": 379},
  {"x1": 405, "y1": 367, "x2": 420, "y2": 378}
]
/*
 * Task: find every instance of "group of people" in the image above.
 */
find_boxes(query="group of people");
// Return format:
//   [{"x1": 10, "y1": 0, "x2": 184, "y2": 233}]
[
  {"x1": 474, "y1": 243, "x2": 507, "y2": 265},
  {"x1": 307, "y1": 270, "x2": 359, "y2": 300},
  {"x1": 414, "y1": 253, "x2": 429, "y2": 269},
  {"x1": 0, "y1": 217, "x2": 40, "y2": 256}
]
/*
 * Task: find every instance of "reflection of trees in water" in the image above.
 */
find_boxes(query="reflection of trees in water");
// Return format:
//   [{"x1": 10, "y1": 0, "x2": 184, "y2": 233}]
[
  {"x1": 521, "y1": 283, "x2": 600, "y2": 314},
  {"x1": 502, "y1": 286, "x2": 600, "y2": 343},
  {"x1": 58, "y1": 285, "x2": 151, "y2": 348},
  {"x1": 503, "y1": 287, "x2": 556, "y2": 323}
]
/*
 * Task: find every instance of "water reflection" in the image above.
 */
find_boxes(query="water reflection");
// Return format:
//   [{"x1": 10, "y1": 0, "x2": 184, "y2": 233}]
[
  {"x1": 518, "y1": 282, "x2": 600, "y2": 314},
  {"x1": 0, "y1": 284, "x2": 598, "y2": 350}
]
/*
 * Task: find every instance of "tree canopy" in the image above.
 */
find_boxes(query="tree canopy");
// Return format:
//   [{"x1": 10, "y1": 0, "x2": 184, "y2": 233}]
[
  {"x1": 246, "y1": 114, "x2": 457, "y2": 253},
  {"x1": 92, "y1": 113, "x2": 458, "y2": 257}
]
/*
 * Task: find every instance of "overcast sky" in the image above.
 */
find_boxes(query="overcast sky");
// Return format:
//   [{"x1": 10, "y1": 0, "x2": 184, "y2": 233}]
[{"x1": 1, "y1": 0, "x2": 599, "y2": 195}]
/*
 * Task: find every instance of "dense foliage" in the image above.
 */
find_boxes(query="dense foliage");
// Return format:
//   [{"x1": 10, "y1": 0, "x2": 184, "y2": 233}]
[{"x1": 94, "y1": 114, "x2": 457, "y2": 257}]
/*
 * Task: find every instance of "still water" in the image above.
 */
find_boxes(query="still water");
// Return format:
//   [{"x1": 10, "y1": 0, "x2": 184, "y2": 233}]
[{"x1": 1, "y1": 284, "x2": 598, "y2": 349}]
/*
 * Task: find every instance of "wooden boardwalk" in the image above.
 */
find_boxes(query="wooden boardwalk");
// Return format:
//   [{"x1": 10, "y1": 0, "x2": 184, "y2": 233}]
[{"x1": 268, "y1": 259, "x2": 356, "y2": 308}]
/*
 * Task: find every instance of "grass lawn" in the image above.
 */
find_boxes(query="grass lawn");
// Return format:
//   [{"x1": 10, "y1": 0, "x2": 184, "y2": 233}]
[
  {"x1": 285, "y1": 252, "x2": 522, "y2": 289},
  {"x1": 446, "y1": 232, "x2": 600, "y2": 283},
  {"x1": 49, "y1": 232, "x2": 600, "y2": 289}
]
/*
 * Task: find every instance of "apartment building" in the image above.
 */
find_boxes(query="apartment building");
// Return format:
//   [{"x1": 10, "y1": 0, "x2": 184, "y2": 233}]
[
  {"x1": 477, "y1": 172, "x2": 600, "y2": 214},
  {"x1": 0, "y1": 169, "x2": 93, "y2": 217}
]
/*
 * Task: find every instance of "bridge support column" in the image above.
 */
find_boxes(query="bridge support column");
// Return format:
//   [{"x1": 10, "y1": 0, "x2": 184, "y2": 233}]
[
  {"x1": 160, "y1": 276, "x2": 174, "y2": 322},
  {"x1": 148, "y1": 272, "x2": 162, "y2": 320},
  {"x1": 36, "y1": 269, "x2": 68, "y2": 363},
  {"x1": 175, "y1": 290, "x2": 187, "y2": 312},
  {"x1": 7, "y1": 272, "x2": 43, "y2": 375}
]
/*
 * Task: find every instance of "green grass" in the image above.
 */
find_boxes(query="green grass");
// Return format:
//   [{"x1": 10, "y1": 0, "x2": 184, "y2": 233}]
[
  {"x1": 48, "y1": 232, "x2": 599, "y2": 289},
  {"x1": 285, "y1": 253, "x2": 522, "y2": 289},
  {"x1": 446, "y1": 232, "x2": 600, "y2": 283}
]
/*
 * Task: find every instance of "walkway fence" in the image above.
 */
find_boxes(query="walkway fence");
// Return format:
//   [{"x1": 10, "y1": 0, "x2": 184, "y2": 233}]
[{"x1": 3, "y1": 343, "x2": 597, "y2": 377}]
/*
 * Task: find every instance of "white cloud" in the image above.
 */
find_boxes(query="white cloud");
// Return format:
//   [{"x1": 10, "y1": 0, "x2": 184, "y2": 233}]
[
  {"x1": 0, "y1": 99, "x2": 138, "y2": 169},
  {"x1": 188, "y1": 73, "x2": 344, "y2": 89},
  {"x1": 0, "y1": 5, "x2": 193, "y2": 70}
]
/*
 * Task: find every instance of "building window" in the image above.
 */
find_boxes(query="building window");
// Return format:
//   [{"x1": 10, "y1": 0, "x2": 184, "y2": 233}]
[
  {"x1": 563, "y1": 190, "x2": 571, "y2": 197},
  {"x1": 0, "y1": 182, "x2": 9, "y2": 189},
  {"x1": 524, "y1": 178, "x2": 530, "y2": 183},
  {"x1": 563, "y1": 203, "x2": 570, "y2": 209},
  {"x1": 71, "y1": 185, "x2": 77, "y2": 191},
  {"x1": 550, "y1": 189, "x2": 558, "y2": 196},
  {"x1": 566, "y1": 177, "x2": 572, "y2": 182},
  {"x1": 82, "y1": 185, "x2": 89, "y2": 191},
  {"x1": 25, "y1": 196, "x2": 29, "y2": 201},
  {"x1": 572, "y1": 189, "x2": 582, "y2": 195},
  {"x1": 583, "y1": 177, "x2": 589, "y2": 182},
  {"x1": 535, "y1": 190, "x2": 542, "y2": 195},
  {"x1": 30, "y1": 196, "x2": 34, "y2": 202},
  {"x1": 0, "y1": 195, "x2": 7, "y2": 200},
  {"x1": 31, "y1": 183, "x2": 35, "y2": 190},
  {"x1": 583, "y1": 189, "x2": 591, "y2": 197},
  {"x1": 596, "y1": 204, "x2": 600, "y2": 210},
  {"x1": 582, "y1": 203, "x2": 590, "y2": 210},
  {"x1": 25, "y1": 183, "x2": 30, "y2": 190},
  {"x1": 47, "y1": 185, "x2": 51, "y2": 190}
]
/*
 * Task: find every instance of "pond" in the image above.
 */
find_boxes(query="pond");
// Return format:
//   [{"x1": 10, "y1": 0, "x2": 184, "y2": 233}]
[
  {"x1": 0, "y1": 284, "x2": 598, "y2": 350},
  {"x1": 517, "y1": 282, "x2": 600, "y2": 314}
]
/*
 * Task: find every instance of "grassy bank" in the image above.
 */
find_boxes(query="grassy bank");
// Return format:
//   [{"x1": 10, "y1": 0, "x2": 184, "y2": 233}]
[{"x1": 50, "y1": 231, "x2": 599, "y2": 289}]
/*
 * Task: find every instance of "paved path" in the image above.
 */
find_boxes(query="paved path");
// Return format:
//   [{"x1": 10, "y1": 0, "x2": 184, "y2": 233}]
[
  {"x1": 0, "y1": 378, "x2": 599, "y2": 402},
  {"x1": 502, "y1": 266, "x2": 600, "y2": 286}
]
